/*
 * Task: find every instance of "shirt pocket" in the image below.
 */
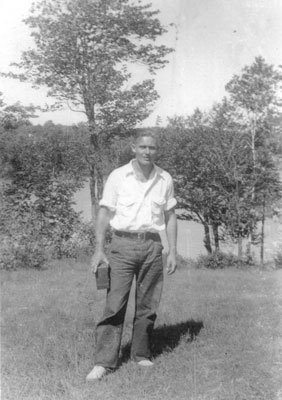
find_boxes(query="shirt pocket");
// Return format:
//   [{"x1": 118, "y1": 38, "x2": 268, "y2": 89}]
[
  {"x1": 151, "y1": 196, "x2": 166, "y2": 220},
  {"x1": 118, "y1": 195, "x2": 136, "y2": 218}
]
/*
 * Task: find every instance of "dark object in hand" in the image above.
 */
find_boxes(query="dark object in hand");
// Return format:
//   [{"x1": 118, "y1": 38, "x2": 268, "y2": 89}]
[{"x1": 96, "y1": 263, "x2": 110, "y2": 290}]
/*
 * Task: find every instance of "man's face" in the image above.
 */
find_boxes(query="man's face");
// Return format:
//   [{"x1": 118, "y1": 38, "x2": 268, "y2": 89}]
[{"x1": 132, "y1": 136, "x2": 158, "y2": 167}]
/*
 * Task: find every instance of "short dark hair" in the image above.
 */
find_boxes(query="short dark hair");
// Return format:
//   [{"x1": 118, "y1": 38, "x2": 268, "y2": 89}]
[{"x1": 132, "y1": 128, "x2": 160, "y2": 146}]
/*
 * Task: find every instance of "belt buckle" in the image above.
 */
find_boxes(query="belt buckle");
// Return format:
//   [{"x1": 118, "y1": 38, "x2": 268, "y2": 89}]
[{"x1": 137, "y1": 232, "x2": 146, "y2": 241}]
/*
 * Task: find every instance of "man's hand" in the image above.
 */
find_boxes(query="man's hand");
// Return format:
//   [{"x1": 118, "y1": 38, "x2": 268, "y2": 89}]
[
  {"x1": 90, "y1": 206, "x2": 111, "y2": 274},
  {"x1": 91, "y1": 250, "x2": 109, "y2": 274},
  {"x1": 166, "y1": 252, "x2": 177, "y2": 275},
  {"x1": 164, "y1": 208, "x2": 177, "y2": 275}
]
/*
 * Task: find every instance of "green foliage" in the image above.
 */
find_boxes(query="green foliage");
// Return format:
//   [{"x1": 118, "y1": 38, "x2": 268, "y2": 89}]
[
  {"x1": 0, "y1": 177, "x2": 87, "y2": 269},
  {"x1": 194, "y1": 252, "x2": 243, "y2": 270},
  {"x1": 0, "y1": 123, "x2": 95, "y2": 269},
  {"x1": 273, "y1": 227, "x2": 282, "y2": 269},
  {"x1": 0, "y1": 187, "x2": 50, "y2": 269},
  {"x1": 11, "y1": 0, "x2": 172, "y2": 128},
  {"x1": 226, "y1": 56, "x2": 282, "y2": 113},
  {"x1": 1, "y1": 234, "x2": 50, "y2": 270},
  {"x1": 160, "y1": 108, "x2": 253, "y2": 253},
  {"x1": 225, "y1": 57, "x2": 282, "y2": 260},
  {"x1": 0, "y1": 93, "x2": 40, "y2": 130},
  {"x1": 0, "y1": 123, "x2": 89, "y2": 182},
  {"x1": 274, "y1": 252, "x2": 282, "y2": 269},
  {"x1": 3, "y1": 0, "x2": 174, "y2": 133},
  {"x1": 56, "y1": 221, "x2": 96, "y2": 259},
  {"x1": 161, "y1": 58, "x2": 282, "y2": 259},
  {"x1": 0, "y1": 182, "x2": 95, "y2": 269}
]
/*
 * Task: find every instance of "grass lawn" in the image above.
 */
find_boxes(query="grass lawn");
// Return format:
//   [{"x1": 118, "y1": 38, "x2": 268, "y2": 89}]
[{"x1": 1, "y1": 259, "x2": 282, "y2": 400}]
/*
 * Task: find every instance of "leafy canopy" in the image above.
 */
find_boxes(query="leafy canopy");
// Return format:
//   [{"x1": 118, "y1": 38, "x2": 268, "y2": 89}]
[
  {"x1": 5, "y1": 0, "x2": 173, "y2": 130},
  {"x1": 0, "y1": 92, "x2": 39, "y2": 130},
  {"x1": 226, "y1": 56, "x2": 282, "y2": 114}
]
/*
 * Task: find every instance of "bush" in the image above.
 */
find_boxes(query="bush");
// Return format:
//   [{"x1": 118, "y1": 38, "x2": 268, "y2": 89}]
[
  {"x1": 274, "y1": 250, "x2": 282, "y2": 269},
  {"x1": 0, "y1": 179, "x2": 96, "y2": 269},
  {"x1": 0, "y1": 217, "x2": 96, "y2": 270},
  {"x1": 0, "y1": 236, "x2": 50, "y2": 270},
  {"x1": 273, "y1": 225, "x2": 282, "y2": 269},
  {"x1": 0, "y1": 188, "x2": 50, "y2": 269},
  {"x1": 194, "y1": 251, "x2": 241, "y2": 269},
  {"x1": 56, "y1": 221, "x2": 96, "y2": 258}
]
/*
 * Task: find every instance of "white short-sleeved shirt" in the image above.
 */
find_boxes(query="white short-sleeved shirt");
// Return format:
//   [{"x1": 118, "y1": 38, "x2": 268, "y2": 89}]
[{"x1": 99, "y1": 160, "x2": 177, "y2": 232}]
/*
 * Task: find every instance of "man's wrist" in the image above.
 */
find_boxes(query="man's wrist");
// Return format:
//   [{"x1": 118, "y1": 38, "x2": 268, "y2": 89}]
[{"x1": 168, "y1": 247, "x2": 177, "y2": 257}]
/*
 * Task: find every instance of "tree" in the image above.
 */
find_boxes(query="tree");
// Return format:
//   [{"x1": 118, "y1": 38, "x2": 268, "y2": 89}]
[
  {"x1": 0, "y1": 122, "x2": 89, "y2": 181},
  {"x1": 254, "y1": 150, "x2": 281, "y2": 264},
  {"x1": 226, "y1": 56, "x2": 282, "y2": 258},
  {"x1": 160, "y1": 111, "x2": 227, "y2": 254},
  {"x1": 2, "y1": 0, "x2": 173, "y2": 219},
  {"x1": 0, "y1": 123, "x2": 93, "y2": 268},
  {"x1": 161, "y1": 99, "x2": 282, "y2": 261},
  {"x1": 0, "y1": 93, "x2": 39, "y2": 131}
]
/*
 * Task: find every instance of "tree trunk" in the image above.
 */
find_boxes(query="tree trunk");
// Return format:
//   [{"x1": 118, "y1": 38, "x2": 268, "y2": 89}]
[
  {"x1": 88, "y1": 121, "x2": 104, "y2": 222},
  {"x1": 212, "y1": 223, "x2": 220, "y2": 252},
  {"x1": 247, "y1": 112, "x2": 257, "y2": 260},
  {"x1": 89, "y1": 172, "x2": 99, "y2": 222},
  {"x1": 237, "y1": 234, "x2": 243, "y2": 260},
  {"x1": 260, "y1": 193, "x2": 266, "y2": 265},
  {"x1": 85, "y1": 102, "x2": 111, "y2": 222},
  {"x1": 203, "y1": 216, "x2": 212, "y2": 254},
  {"x1": 89, "y1": 159, "x2": 105, "y2": 222},
  {"x1": 96, "y1": 163, "x2": 104, "y2": 201}
]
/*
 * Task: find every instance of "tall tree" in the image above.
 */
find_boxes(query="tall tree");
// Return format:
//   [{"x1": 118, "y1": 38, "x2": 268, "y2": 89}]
[
  {"x1": 162, "y1": 99, "x2": 282, "y2": 260},
  {"x1": 226, "y1": 56, "x2": 282, "y2": 257},
  {"x1": 2, "y1": 0, "x2": 173, "y2": 218},
  {"x1": 161, "y1": 111, "x2": 226, "y2": 254}
]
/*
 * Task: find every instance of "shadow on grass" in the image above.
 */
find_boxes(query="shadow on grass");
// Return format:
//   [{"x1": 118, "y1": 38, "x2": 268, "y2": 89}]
[{"x1": 120, "y1": 319, "x2": 203, "y2": 364}]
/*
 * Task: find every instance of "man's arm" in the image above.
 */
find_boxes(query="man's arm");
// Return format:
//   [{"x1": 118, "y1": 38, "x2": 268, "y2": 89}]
[
  {"x1": 165, "y1": 208, "x2": 177, "y2": 275},
  {"x1": 91, "y1": 206, "x2": 111, "y2": 274}
]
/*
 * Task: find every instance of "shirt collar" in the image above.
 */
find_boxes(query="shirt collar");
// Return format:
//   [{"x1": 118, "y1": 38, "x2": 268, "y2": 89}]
[{"x1": 125, "y1": 160, "x2": 165, "y2": 179}]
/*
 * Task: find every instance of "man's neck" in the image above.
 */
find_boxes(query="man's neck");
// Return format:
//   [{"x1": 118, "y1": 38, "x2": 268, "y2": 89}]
[{"x1": 133, "y1": 159, "x2": 154, "y2": 181}]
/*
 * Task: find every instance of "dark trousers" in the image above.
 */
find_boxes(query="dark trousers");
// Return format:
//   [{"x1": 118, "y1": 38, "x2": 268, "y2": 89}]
[{"x1": 94, "y1": 235, "x2": 164, "y2": 368}]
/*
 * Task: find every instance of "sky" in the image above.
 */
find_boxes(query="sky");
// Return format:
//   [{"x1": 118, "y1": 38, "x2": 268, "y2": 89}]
[{"x1": 0, "y1": 0, "x2": 282, "y2": 126}]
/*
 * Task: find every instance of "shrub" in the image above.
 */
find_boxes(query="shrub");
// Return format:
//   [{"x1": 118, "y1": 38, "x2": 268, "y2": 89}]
[
  {"x1": 57, "y1": 221, "x2": 96, "y2": 258},
  {"x1": 0, "y1": 178, "x2": 95, "y2": 269},
  {"x1": 274, "y1": 241, "x2": 282, "y2": 269},
  {"x1": 273, "y1": 225, "x2": 282, "y2": 269},
  {"x1": 0, "y1": 236, "x2": 50, "y2": 270},
  {"x1": 0, "y1": 215, "x2": 96, "y2": 270},
  {"x1": 194, "y1": 251, "x2": 241, "y2": 269},
  {"x1": 274, "y1": 252, "x2": 282, "y2": 269}
]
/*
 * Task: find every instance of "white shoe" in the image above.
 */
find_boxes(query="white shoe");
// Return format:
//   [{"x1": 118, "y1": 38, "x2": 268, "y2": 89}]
[
  {"x1": 137, "y1": 359, "x2": 154, "y2": 367},
  {"x1": 86, "y1": 365, "x2": 107, "y2": 381}
]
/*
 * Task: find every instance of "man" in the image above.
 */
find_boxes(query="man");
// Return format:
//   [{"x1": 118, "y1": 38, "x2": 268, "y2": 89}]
[{"x1": 86, "y1": 130, "x2": 177, "y2": 381}]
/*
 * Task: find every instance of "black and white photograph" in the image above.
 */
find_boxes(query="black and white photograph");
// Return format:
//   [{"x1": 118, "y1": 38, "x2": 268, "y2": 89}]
[{"x1": 1, "y1": 0, "x2": 282, "y2": 399}]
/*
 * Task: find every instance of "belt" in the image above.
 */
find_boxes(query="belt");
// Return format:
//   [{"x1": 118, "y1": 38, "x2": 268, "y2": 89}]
[{"x1": 114, "y1": 230, "x2": 161, "y2": 242}]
